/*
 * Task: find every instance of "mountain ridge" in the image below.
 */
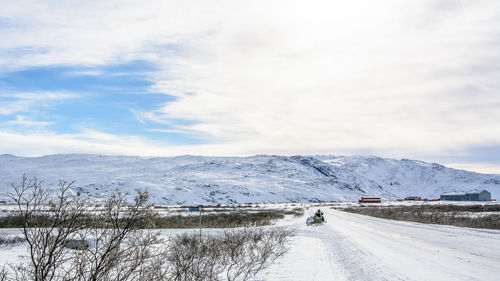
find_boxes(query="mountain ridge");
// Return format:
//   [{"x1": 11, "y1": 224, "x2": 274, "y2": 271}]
[{"x1": 1, "y1": 154, "x2": 499, "y2": 204}]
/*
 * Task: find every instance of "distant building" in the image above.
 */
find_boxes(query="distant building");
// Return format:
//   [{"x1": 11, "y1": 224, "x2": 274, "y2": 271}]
[
  {"x1": 404, "y1": 196, "x2": 421, "y2": 201},
  {"x1": 440, "y1": 189, "x2": 491, "y2": 201},
  {"x1": 465, "y1": 189, "x2": 491, "y2": 201},
  {"x1": 359, "y1": 196, "x2": 381, "y2": 203},
  {"x1": 440, "y1": 191, "x2": 466, "y2": 201}
]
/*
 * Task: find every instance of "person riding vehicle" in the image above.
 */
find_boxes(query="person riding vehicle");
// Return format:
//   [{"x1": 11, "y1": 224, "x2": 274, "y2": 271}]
[
  {"x1": 306, "y1": 209, "x2": 326, "y2": 225},
  {"x1": 313, "y1": 209, "x2": 325, "y2": 222}
]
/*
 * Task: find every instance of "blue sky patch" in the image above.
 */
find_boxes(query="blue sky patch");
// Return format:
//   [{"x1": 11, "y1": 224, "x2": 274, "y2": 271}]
[{"x1": 0, "y1": 60, "x2": 205, "y2": 145}]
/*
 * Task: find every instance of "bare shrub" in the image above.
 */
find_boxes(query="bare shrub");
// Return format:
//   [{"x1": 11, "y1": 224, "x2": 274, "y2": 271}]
[
  {"x1": 65, "y1": 191, "x2": 160, "y2": 281},
  {"x1": 0, "y1": 236, "x2": 24, "y2": 246},
  {"x1": 153, "y1": 209, "x2": 303, "y2": 229},
  {"x1": 220, "y1": 228, "x2": 291, "y2": 281},
  {"x1": 340, "y1": 205, "x2": 500, "y2": 229},
  {"x1": 143, "y1": 228, "x2": 293, "y2": 281},
  {"x1": 6, "y1": 175, "x2": 159, "y2": 281},
  {"x1": 164, "y1": 233, "x2": 226, "y2": 281},
  {"x1": 0, "y1": 266, "x2": 8, "y2": 281},
  {"x1": 8, "y1": 175, "x2": 88, "y2": 281},
  {"x1": 5, "y1": 175, "x2": 292, "y2": 281},
  {"x1": 0, "y1": 215, "x2": 26, "y2": 228},
  {"x1": 0, "y1": 209, "x2": 304, "y2": 229}
]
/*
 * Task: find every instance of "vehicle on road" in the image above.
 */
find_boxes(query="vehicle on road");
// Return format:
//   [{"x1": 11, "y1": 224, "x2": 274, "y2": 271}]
[{"x1": 306, "y1": 209, "x2": 326, "y2": 225}]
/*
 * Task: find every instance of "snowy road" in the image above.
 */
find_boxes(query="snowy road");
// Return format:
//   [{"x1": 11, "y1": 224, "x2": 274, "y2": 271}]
[{"x1": 260, "y1": 208, "x2": 500, "y2": 281}]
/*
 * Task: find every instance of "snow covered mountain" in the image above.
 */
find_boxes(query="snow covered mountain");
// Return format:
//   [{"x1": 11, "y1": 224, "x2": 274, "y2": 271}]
[{"x1": 0, "y1": 154, "x2": 499, "y2": 204}]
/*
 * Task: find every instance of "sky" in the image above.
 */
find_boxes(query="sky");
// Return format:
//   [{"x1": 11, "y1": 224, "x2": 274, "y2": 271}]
[{"x1": 1, "y1": 0, "x2": 500, "y2": 173}]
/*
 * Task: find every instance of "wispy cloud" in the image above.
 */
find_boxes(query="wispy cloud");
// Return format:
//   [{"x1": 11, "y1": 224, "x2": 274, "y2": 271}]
[
  {"x1": 7, "y1": 115, "x2": 52, "y2": 127},
  {"x1": 0, "y1": 130, "x2": 234, "y2": 157},
  {"x1": 147, "y1": 0, "x2": 500, "y2": 156},
  {"x1": 147, "y1": 128, "x2": 201, "y2": 135},
  {"x1": 0, "y1": 92, "x2": 78, "y2": 115},
  {"x1": 445, "y1": 163, "x2": 500, "y2": 175}
]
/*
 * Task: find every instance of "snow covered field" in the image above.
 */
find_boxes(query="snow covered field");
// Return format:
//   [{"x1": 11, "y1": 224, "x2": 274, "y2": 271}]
[{"x1": 2, "y1": 206, "x2": 499, "y2": 280}]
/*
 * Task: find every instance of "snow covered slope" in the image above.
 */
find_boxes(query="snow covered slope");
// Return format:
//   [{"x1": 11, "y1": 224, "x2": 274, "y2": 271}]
[
  {"x1": 318, "y1": 155, "x2": 500, "y2": 200},
  {"x1": 0, "y1": 154, "x2": 499, "y2": 204}
]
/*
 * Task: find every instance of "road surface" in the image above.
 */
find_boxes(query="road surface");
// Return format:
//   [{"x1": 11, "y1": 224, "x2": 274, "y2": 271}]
[{"x1": 259, "y1": 208, "x2": 500, "y2": 281}]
